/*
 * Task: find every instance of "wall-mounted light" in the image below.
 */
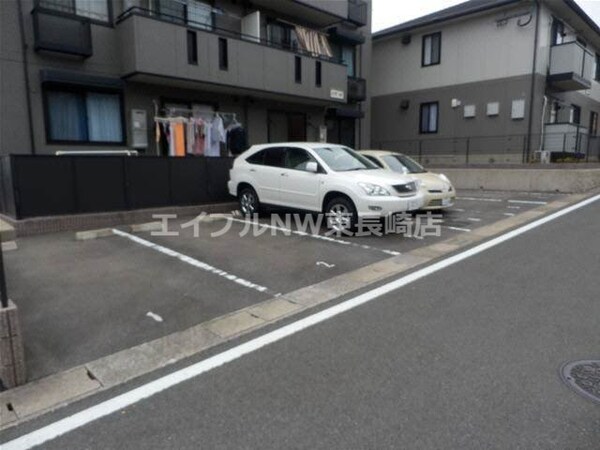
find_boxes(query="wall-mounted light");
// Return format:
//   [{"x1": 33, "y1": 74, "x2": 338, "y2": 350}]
[{"x1": 400, "y1": 100, "x2": 410, "y2": 110}]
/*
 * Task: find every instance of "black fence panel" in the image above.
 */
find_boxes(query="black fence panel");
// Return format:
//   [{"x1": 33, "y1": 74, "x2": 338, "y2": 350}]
[
  {"x1": 126, "y1": 157, "x2": 171, "y2": 209},
  {"x1": 73, "y1": 156, "x2": 127, "y2": 213},
  {"x1": 4, "y1": 155, "x2": 235, "y2": 219},
  {"x1": 0, "y1": 156, "x2": 16, "y2": 217},
  {"x1": 169, "y1": 158, "x2": 211, "y2": 205},
  {"x1": 206, "y1": 157, "x2": 234, "y2": 202},
  {"x1": 13, "y1": 155, "x2": 76, "y2": 218}
]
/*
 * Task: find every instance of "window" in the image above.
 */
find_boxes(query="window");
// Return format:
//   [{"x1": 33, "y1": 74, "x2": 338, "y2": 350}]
[
  {"x1": 267, "y1": 21, "x2": 299, "y2": 51},
  {"x1": 44, "y1": 87, "x2": 124, "y2": 144},
  {"x1": 38, "y1": 0, "x2": 110, "y2": 22},
  {"x1": 246, "y1": 150, "x2": 265, "y2": 165},
  {"x1": 219, "y1": 38, "x2": 228, "y2": 70},
  {"x1": 264, "y1": 147, "x2": 285, "y2": 167},
  {"x1": 295, "y1": 56, "x2": 302, "y2": 83},
  {"x1": 284, "y1": 148, "x2": 317, "y2": 171},
  {"x1": 590, "y1": 111, "x2": 598, "y2": 136},
  {"x1": 341, "y1": 46, "x2": 356, "y2": 77},
  {"x1": 570, "y1": 104, "x2": 581, "y2": 124},
  {"x1": 595, "y1": 54, "x2": 600, "y2": 81},
  {"x1": 382, "y1": 155, "x2": 427, "y2": 174},
  {"x1": 315, "y1": 61, "x2": 322, "y2": 87},
  {"x1": 313, "y1": 146, "x2": 377, "y2": 172},
  {"x1": 364, "y1": 155, "x2": 384, "y2": 168},
  {"x1": 551, "y1": 19, "x2": 565, "y2": 46},
  {"x1": 155, "y1": 0, "x2": 213, "y2": 28},
  {"x1": 422, "y1": 32, "x2": 441, "y2": 66},
  {"x1": 186, "y1": 0, "x2": 213, "y2": 30},
  {"x1": 187, "y1": 31, "x2": 198, "y2": 65},
  {"x1": 420, "y1": 102, "x2": 439, "y2": 134}
]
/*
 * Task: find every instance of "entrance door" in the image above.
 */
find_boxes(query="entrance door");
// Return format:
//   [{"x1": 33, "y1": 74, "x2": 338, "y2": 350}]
[
  {"x1": 288, "y1": 113, "x2": 307, "y2": 141},
  {"x1": 268, "y1": 111, "x2": 307, "y2": 142}
]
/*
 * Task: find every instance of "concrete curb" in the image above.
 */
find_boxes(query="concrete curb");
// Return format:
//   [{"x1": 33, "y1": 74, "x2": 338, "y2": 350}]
[{"x1": 1, "y1": 187, "x2": 598, "y2": 430}]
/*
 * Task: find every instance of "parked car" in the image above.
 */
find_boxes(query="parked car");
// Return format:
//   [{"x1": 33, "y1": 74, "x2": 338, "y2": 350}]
[
  {"x1": 359, "y1": 150, "x2": 456, "y2": 210},
  {"x1": 228, "y1": 143, "x2": 425, "y2": 230}
]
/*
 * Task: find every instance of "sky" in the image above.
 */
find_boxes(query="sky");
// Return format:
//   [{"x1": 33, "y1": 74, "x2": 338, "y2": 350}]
[{"x1": 372, "y1": 0, "x2": 600, "y2": 33}]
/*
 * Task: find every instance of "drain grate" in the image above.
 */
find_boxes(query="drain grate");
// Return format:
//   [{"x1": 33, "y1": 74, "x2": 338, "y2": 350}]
[{"x1": 560, "y1": 360, "x2": 600, "y2": 404}]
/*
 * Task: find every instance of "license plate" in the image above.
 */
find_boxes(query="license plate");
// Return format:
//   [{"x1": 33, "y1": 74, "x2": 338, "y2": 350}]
[{"x1": 442, "y1": 198, "x2": 452, "y2": 206}]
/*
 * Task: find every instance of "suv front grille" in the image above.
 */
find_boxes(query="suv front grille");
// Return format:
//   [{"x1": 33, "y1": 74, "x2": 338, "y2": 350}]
[{"x1": 392, "y1": 181, "x2": 417, "y2": 195}]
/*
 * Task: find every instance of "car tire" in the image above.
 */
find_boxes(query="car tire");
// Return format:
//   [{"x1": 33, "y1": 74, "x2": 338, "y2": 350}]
[
  {"x1": 325, "y1": 196, "x2": 357, "y2": 233},
  {"x1": 239, "y1": 186, "x2": 261, "y2": 216}
]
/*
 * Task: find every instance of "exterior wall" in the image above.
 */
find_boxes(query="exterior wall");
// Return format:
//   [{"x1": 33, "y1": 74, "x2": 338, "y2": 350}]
[{"x1": 371, "y1": 4, "x2": 536, "y2": 98}]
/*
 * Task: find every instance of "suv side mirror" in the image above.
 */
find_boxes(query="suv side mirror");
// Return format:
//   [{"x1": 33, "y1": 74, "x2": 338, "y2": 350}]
[{"x1": 306, "y1": 161, "x2": 318, "y2": 173}]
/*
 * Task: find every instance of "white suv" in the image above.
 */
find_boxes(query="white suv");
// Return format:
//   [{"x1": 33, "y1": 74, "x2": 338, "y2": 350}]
[{"x1": 228, "y1": 143, "x2": 425, "y2": 229}]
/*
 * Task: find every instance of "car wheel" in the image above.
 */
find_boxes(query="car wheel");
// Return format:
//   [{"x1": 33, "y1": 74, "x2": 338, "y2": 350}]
[
  {"x1": 325, "y1": 196, "x2": 357, "y2": 233},
  {"x1": 239, "y1": 186, "x2": 260, "y2": 216}
]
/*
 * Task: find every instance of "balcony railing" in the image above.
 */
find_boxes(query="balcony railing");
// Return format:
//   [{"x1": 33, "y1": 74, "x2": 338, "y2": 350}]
[
  {"x1": 116, "y1": 7, "x2": 341, "y2": 64},
  {"x1": 31, "y1": 7, "x2": 92, "y2": 57},
  {"x1": 548, "y1": 42, "x2": 594, "y2": 91},
  {"x1": 347, "y1": 76, "x2": 366, "y2": 102},
  {"x1": 348, "y1": 0, "x2": 367, "y2": 26}
]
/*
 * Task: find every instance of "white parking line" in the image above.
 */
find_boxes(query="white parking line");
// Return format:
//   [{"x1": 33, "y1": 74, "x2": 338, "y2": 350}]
[
  {"x1": 466, "y1": 218, "x2": 481, "y2": 222},
  {"x1": 508, "y1": 199, "x2": 547, "y2": 205},
  {"x1": 456, "y1": 197, "x2": 502, "y2": 202},
  {"x1": 504, "y1": 213, "x2": 516, "y2": 217},
  {"x1": 227, "y1": 217, "x2": 401, "y2": 257},
  {"x1": 507, "y1": 206, "x2": 521, "y2": 210},
  {"x1": 443, "y1": 226, "x2": 472, "y2": 232},
  {"x1": 112, "y1": 229, "x2": 271, "y2": 294},
  {"x1": 8, "y1": 197, "x2": 597, "y2": 450}
]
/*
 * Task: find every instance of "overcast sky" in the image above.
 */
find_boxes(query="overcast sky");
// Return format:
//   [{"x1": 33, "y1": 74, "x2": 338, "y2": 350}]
[{"x1": 372, "y1": 0, "x2": 600, "y2": 32}]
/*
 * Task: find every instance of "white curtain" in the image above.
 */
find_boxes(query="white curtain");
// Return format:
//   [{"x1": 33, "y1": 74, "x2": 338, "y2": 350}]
[{"x1": 86, "y1": 93, "x2": 123, "y2": 142}]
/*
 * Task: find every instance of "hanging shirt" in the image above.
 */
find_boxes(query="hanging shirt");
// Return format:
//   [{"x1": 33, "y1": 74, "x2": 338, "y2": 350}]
[
  {"x1": 227, "y1": 125, "x2": 248, "y2": 155},
  {"x1": 203, "y1": 120, "x2": 213, "y2": 156},
  {"x1": 186, "y1": 121, "x2": 195, "y2": 155},
  {"x1": 168, "y1": 123, "x2": 176, "y2": 157},
  {"x1": 193, "y1": 120, "x2": 205, "y2": 156},
  {"x1": 172, "y1": 122, "x2": 186, "y2": 157},
  {"x1": 207, "y1": 116, "x2": 226, "y2": 157}
]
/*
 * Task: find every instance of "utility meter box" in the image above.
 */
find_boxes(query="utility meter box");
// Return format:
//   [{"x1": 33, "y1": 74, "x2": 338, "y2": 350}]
[{"x1": 131, "y1": 109, "x2": 148, "y2": 149}]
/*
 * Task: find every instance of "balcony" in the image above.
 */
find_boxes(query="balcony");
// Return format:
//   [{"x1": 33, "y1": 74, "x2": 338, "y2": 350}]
[
  {"x1": 347, "y1": 76, "x2": 366, "y2": 102},
  {"x1": 348, "y1": 0, "x2": 368, "y2": 27},
  {"x1": 543, "y1": 123, "x2": 588, "y2": 153},
  {"x1": 31, "y1": 7, "x2": 92, "y2": 58},
  {"x1": 252, "y1": 0, "x2": 348, "y2": 27},
  {"x1": 548, "y1": 42, "x2": 594, "y2": 91},
  {"x1": 116, "y1": 10, "x2": 348, "y2": 104}
]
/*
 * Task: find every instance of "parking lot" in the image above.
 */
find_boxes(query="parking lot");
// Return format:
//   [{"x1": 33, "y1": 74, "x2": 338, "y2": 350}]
[{"x1": 3, "y1": 189, "x2": 565, "y2": 381}]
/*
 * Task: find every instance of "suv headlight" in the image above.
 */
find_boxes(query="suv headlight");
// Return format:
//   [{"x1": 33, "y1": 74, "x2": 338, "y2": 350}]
[{"x1": 358, "y1": 182, "x2": 390, "y2": 196}]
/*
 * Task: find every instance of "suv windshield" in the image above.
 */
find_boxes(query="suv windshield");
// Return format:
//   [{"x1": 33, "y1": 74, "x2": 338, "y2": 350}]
[
  {"x1": 314, "y1": 146, "x2": 378, "y2": 172},
  {"x1": 382, "y1": 154, "x2": 427, "y2": 174}
]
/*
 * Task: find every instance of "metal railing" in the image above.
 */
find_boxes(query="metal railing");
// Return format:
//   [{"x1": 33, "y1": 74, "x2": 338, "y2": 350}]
[{"x1": 373, "y1": 132, "x2": 600, "y2": 165}]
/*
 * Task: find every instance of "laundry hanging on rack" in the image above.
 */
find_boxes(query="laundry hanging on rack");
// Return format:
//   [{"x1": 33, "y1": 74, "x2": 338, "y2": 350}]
[{"x1": 154, "y1": 110, "x2": 242, "y2": 157}]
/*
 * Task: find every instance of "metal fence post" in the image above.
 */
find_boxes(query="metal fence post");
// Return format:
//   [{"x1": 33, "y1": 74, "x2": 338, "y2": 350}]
[
  {"x1": 522, "y1": 135, "x2": 527, "y2": 164},
  {"x1": 0, "y1": 231, "x2": 8, "y2": 309},
  {"x1": 465, "y1": 138, "x2": 470, "y2": 165},
  {"x1": 418, "y1": 140, "x2": 423, "y2": 163}
]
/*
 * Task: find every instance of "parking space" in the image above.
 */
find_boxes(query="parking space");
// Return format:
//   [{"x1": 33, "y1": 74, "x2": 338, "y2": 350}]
[{"x1": 3, "y1": 189, "x2": 567, "y2": 381}]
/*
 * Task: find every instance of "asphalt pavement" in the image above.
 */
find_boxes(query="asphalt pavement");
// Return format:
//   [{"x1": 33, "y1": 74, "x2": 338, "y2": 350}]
[{"x1": 2, "y1": 195, "x2": 598, "y2": 448}]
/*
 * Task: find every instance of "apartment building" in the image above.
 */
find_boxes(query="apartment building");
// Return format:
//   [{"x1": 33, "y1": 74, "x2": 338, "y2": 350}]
[
  {"x1": 0, "y1": 0, "x2": 371, "y2": 157},
  {"x1": 371, "y1": 0, "x2": 600, "y2": 163}
]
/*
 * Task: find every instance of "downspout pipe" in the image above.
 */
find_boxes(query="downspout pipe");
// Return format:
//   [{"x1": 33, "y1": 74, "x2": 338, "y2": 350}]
[
  {"x1": 525, "y1": 0, "x2": 541, "y2": 163},
  {"x1": 17, "y1": 0, "x2": 36, "y2": 155}
]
